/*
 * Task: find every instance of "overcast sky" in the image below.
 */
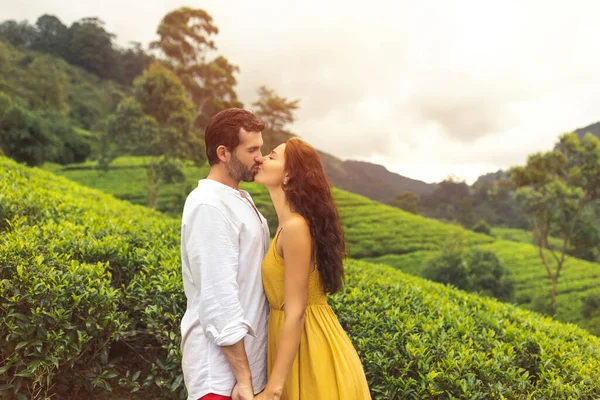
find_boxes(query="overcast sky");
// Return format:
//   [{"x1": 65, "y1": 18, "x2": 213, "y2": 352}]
[{"x1": 3, "y1": 0, "x2": 600, "y2": 183}]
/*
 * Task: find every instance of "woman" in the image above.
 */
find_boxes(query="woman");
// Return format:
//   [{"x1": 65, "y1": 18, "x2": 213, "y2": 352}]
[{"x1": 252, "y1": 138, "x2": 371, "y2": 399}]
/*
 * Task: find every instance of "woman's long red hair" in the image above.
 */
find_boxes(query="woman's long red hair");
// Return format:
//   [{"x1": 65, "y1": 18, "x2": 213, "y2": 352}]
[{"x1": 283, "y1": 138, "x2": 346, "y2": 294}]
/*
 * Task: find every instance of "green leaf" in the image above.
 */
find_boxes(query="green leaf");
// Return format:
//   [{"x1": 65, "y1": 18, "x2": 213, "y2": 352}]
[
  {"x1": 26, "y1": 359, "x2": 41, "y2": 371},
  {"x1": 11, "y1": 313, "x2": 29, "y2": 322},
  {"x1": 170, "y1": 374, "x2": 183, "y2": 392},
  {"x1": 105, "y1": 372, "x2": 118, "y2": 379}
]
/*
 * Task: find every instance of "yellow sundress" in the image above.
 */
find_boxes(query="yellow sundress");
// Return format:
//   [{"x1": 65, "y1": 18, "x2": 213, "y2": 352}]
[{"x1": 261, "y1": 229, "x2": 372, "y2": 399}]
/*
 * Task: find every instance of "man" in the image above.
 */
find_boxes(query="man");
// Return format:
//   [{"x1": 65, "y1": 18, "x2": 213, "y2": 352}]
[{"x1": 180, "y1": 108, "x2": 270, "y2": 400}]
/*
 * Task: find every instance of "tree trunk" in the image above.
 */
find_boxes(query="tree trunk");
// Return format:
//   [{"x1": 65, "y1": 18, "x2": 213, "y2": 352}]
[
  {"x1": 148, "y1": 159, "x2": 157, "y2": 209},
  {"x1": 550, "y1": 275, "x2": 558, "y2": 317}
]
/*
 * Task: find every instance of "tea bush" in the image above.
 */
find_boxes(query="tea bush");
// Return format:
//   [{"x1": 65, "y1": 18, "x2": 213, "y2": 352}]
[
  {"x1": 333, "y1": 261, "x2": 600, "y2": 399},
  {"x1": 46, "y1": 156, "x2": 494, "y2": 257},
  {"x1": 366, "y1": 239, "x2": 600, "y2": 335},
  {"x1": 3, "y1": 156, "x2": 600, "y2": 399}
]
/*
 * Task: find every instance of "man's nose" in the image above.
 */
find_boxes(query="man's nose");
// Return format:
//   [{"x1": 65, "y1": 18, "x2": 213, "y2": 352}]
[{"x1": 255, "y1": 154, "x2": 264, "y2": 164}]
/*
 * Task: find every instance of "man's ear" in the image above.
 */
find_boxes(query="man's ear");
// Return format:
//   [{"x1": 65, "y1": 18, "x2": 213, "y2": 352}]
[{"x1": 216, "y1": 145, "x2": 230, "y2": 163}]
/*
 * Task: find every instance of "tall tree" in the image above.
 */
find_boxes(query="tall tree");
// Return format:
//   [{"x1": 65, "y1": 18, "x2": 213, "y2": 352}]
[
  {"x1": 420, "y1": 176, "x2": 474, "y2": 226},
  {"x1": 151, "y1": 7, "x2": 242, "y2": 127},
  {"x1": 31, "y1": 15, "x2": 69, "y2": 57},
  {"x1": 0, "y1": 20, "x2": 36, "y2": 47},
  {"x1": 26, "y1": 55, "x2": 69, "y2": 114},
  {"x1": 116, "y1": 42, "x2": 153, "y2": 85},
  {"x1": 509, "y1": 132, "x2": 600, "y2": 316},
  {"x1": 188, "y1": 55, "x2": 243, "y2": 128},
  {"x1": 100, "y1": 63, "x2": 204, "y2": 208},
  {"x1": 151, "y1": 8, "x2": 217, "y2": 66},
  {"x1": 66, "y1": 17, "x2": 117, "y2": 80},
  {"x1": 252, "y1": 85, "x2": 300, "y2": 151},
  {"x1": 0, "y1": 95, "x2": 56, "y2": 166},
  {"x1": 389, "y1": 192, "x2": 420, "y2": 213}
]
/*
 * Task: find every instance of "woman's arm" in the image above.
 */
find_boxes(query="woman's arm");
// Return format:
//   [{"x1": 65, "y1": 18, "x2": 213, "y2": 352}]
[{"x1": 261, "y1": 217, "x2": 312, "y2": 398}]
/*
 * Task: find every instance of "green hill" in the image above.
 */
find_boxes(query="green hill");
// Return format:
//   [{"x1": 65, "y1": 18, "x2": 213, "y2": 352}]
[
  {"x1": 44, "y1": 157, "x2": 600, "y2": 335},
  {"x1": 3, "y1": 155, "x2": 600, "y2": 399},
  {"x1": 366, "y1": 240, "x2": 600, "y2": 335},
  {"x1": 491, "y1": 227, "x2": 563, "y2": 251},
  {"x1": 44, "y1": 156, "x2": 493, "y2": 259},
  {"x1": 0, "y1": 40, "x2": 123, "y2": 130}
]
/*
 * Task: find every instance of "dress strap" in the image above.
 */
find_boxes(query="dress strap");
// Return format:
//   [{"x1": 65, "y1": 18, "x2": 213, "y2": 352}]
[{"x1": 274, "y1": 227, "x2": 283, "y2": 240}]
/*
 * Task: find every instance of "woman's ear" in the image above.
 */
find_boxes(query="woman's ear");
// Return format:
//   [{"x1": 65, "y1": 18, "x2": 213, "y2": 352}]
[{"x1": 216, "y1": 145, "x2": 229, "y2": 163}]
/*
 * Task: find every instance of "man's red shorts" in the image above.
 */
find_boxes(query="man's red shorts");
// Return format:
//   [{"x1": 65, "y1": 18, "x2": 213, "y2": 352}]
[{"x1": 199, "y1": 394, "x2": 231, "y2": 400}]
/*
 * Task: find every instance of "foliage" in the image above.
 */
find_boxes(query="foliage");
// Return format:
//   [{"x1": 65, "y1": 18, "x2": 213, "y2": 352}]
[
  {"x1": 0, "y1": 15, "x2": 152, "y2": 86},
  {"x1": 0, "y1": 20, "x2": 36, "y2": 48},
  {"x1": 471, "y1": 219, "x2": 491, "y2": 235},
  {"x1": 40, "y1": 111, "x2": 92, "y2": 164},
  {"x1": 66, "y1": 18, "x2": 118, "y2": 80},
  {"x1": 30, "y1": 14, "x2": 69, "y2": 57},
  {"x1": 420, "y1": 176, "x2": 474, "y2": 227},
  {"x1": 332, "y1": 261, "x2": 600, "y2": 399},
  {"x1": 0, "y1": 40, "x2": 124, "y2": 130},
  {"x1": 389, "y1": 192, "x2": 420, "y2": 214},
  {"x1": 335, "y1": 190, "x2": 493, "y2": 258},
  {"x1": 417, "y1": 173, "x2": 529, "y2": 231},
  {"x1": 422, "y1": 236, "x2": 470, "y2": 290},
  {"x1": 509, "y1": 132, "x2": 600, "y2": 316},
  {"x1": 44, "y1": 156, "x2": 493, "y2": 256},
  {"x1": 421, "y1": 236, "x2": 514, "y2": 302},
  {"x1": 467, "y1": 248, "x2": 515, "y2": 302},
  {"x1": 23, "y1": 54, "x2": 69, "y2": 114},
  {"x1": 251, "y1": 85, "x2": 300, "y2": 151},
  {"x1": 100, "y1": 63, "x2": 204, "y2": 208},
  {"x1": 0, "y1": 99, "x2": 55, "y2": 166},
  {"x1": 150, "y1": 7, "x2": 243, "y2": 128},
  {"x1": 366, "y1": 240, "x2": 600, "y2": 336},
  {"x1": 0, "y1": 93, "x2": 91, "y2": 166},
  {"x1": 491, "y1": 227, "x2": 563, "y2": 250},
  {"x1": 0, "y1": 156, "x2": 182, "y2": 398},
  {"x1": 3, "y1": 156, "x2": 600, "y2": 399}
]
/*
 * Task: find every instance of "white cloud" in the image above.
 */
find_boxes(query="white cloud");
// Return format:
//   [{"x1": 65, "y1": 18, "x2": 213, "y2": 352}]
[{"x1": 2, "y1": 0, "x2": 600, "y2": 183}]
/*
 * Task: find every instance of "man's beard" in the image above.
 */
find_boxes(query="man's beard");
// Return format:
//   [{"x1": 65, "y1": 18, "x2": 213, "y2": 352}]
[{"x1": 228, "y1": 153, "x2": 258, "y2": 182}]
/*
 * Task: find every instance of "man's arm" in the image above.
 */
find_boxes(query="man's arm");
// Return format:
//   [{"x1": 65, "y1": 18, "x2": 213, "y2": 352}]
[
  {"x1": 223, "y1": 341, "x2": 253, "y2": 399},
  {"x1": 184, "y1": 204, "x2": 255, "y2": 394}
]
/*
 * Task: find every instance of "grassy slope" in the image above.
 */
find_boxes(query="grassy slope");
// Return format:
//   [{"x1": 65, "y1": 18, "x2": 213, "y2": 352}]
[
  {"x1": 491, "y1": 227, "x2": 563, "y2": 251},
  {"x1": 44, "y1": 157, "x2": 600, "y2": 334},
  {"x1": 44, "y1": 157, "x2": 493, "y2": 258},
  {"x1": 4, "y1": 155, "x2": 600, "y2": 398},
  {"x1": 365, "y1": 241, "x2": 600, "y2": 334}
]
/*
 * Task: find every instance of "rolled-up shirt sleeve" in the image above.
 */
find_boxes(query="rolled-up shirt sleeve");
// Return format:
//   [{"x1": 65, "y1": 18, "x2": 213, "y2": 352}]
[{"x1": 184, "y1": 204, "x2": 256, "y2": 346}]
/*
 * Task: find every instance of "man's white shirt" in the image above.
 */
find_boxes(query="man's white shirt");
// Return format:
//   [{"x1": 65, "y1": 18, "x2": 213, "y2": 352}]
[{"x1": 180, "y1": 179, "x2": 270, "y2": 400}]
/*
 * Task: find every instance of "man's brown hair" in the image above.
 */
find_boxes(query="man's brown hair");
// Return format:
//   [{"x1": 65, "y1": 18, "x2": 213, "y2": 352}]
[{"x1": 204, "y1": 108, "x2": 266, "y2": 165}]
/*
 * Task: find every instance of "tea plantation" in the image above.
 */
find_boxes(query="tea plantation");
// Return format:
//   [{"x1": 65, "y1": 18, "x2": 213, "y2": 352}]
[
  {"x1": 2, "y1": 157, "x2": 600, "y2": 398},
  {"x1": 46, "y1": 157, "x2": 600, "y2": 335},
  {"x1": 45, "y1": 157, "x2": 494, "y2": 257},
  {"x1": 365, "y1": 241, "x2": 600, "y2": 336}
]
